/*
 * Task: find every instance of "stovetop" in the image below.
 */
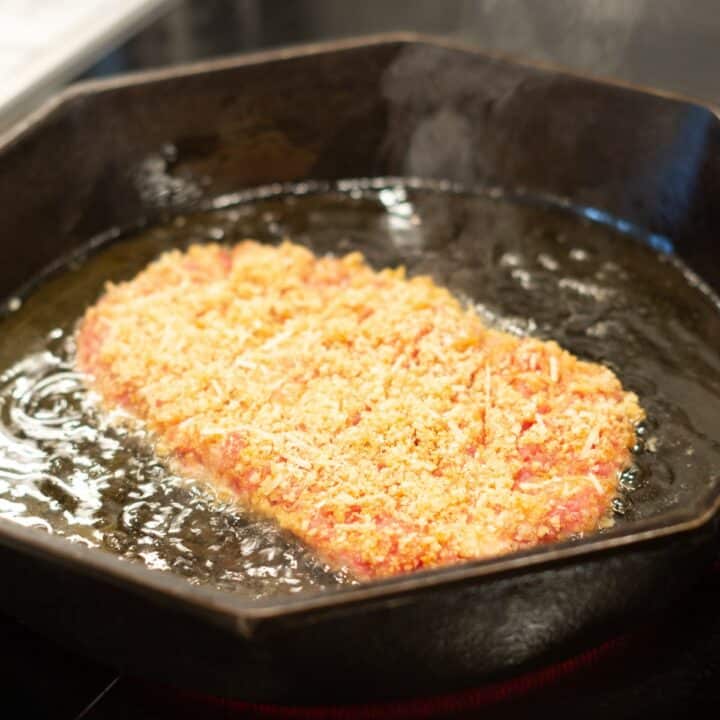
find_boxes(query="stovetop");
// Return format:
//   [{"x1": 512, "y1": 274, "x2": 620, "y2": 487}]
[{"x1": 4, "y1": 561, "x2": 719, "y2": 719}]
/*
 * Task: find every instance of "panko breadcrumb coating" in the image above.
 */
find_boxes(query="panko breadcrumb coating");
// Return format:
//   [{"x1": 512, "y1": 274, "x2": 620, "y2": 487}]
[{"x1": 76, "y1": 240, "x2": 644, "y2": 579}]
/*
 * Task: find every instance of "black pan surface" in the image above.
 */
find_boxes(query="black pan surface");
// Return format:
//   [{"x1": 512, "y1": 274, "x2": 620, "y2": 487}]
[{"x1": 1, "y1": 180, "x2": 719, "y2": 598}]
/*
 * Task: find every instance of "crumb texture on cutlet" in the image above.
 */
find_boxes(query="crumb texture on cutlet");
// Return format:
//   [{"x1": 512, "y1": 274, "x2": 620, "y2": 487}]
[{"x1": 76, "y1": 240, "x2": 644, "y2": 579}]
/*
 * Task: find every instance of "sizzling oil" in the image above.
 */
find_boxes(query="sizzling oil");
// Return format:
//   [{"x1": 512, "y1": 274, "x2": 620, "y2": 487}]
[{"x1": 1, "y1": 181, "x2": 720, "y2": 598}]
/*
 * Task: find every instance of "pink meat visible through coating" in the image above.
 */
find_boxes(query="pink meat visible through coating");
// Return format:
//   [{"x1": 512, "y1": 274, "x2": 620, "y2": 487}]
[{"x1": 75, "y1": 240, "x2": 644, "y2": 579}]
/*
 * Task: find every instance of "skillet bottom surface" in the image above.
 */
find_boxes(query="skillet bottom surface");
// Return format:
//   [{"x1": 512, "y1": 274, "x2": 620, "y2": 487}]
[{"x1": 0, "y1": 179, "x2": 718, "y2": 598}]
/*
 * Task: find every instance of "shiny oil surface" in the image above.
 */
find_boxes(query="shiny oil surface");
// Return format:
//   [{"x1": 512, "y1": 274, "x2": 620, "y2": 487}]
[{"x1": 1, "y1": 181, "x2": 719, "y2": 598}]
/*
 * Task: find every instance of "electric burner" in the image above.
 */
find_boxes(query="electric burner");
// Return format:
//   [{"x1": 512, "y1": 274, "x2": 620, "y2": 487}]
[{"x1": 4, "y1": 561, "x2": 718, "y2": 720}]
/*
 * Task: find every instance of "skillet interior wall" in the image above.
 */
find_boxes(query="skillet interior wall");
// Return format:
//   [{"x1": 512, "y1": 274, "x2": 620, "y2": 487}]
[{"x1": 1, "y1": 39, "x2": 720, "y2": 301}]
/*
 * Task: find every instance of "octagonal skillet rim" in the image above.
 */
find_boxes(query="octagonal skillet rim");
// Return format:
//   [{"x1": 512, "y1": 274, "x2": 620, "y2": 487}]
[{"x1": 0, "y1": 33, "x2": 718, "y2": 633}]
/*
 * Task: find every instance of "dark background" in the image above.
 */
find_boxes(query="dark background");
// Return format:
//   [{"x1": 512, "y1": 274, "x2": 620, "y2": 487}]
[{"x1": 88, "y1": 0, "x2": 720, "y2": 107}]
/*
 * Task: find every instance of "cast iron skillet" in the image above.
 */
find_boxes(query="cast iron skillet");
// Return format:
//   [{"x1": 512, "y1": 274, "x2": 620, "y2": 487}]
[{"x1": 0, "y1": 35, "x2": 719, "y2": 704}]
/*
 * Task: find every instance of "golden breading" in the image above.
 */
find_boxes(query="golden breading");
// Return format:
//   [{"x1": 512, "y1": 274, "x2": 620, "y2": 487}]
[{"x1": 76, "y1": 240, "x2": 644, "y2": 579}]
